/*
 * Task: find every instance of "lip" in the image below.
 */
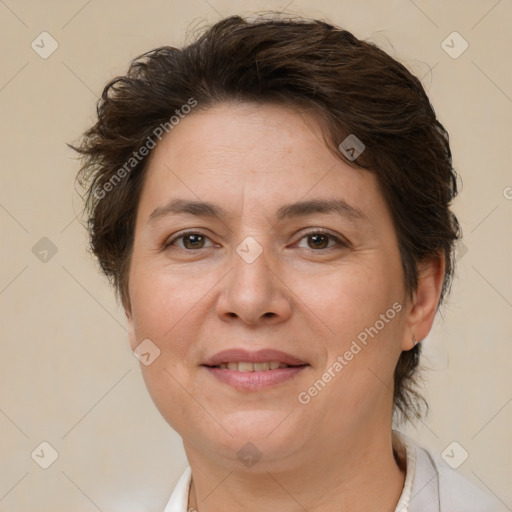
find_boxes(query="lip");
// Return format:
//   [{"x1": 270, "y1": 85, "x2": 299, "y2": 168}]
[
  {"x1": 203, "y1": 366, "x2": 308, "y2": 391},
  {"x1": 201, "y1": 348, "x2": 309, "y2": 391},
  {"x1": 201, "y1": 348, "x2": 308, "y2": 367}
]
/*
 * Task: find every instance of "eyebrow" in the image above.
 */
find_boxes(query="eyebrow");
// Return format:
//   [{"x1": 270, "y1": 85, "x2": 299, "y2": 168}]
[{"x1": 148, "y1": 198, "x2": 368, "y2": 225}]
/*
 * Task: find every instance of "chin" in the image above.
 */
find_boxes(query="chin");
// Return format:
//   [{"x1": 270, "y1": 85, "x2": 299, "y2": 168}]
[{"x1": 182, "y1": 409, "x2": 307, "y2": 469}]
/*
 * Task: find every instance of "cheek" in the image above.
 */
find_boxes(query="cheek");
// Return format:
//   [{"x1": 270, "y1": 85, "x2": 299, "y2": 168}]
[
  {"x1": 128, "y1": 259, "x2": 209, "y2": 343},
  {"x1": 306, "y1": 257, "x2": 405, "y2": 393},
  {"x1": 298, "y1": 259, "x2": 402, "y2": 342}
]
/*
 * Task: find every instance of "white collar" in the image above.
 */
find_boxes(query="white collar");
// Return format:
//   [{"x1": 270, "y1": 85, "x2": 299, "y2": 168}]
[
  {"x1": 393, "y1": 430, "x2": 417, "y2": 512},
  {"x1": 163, "y1": 465, "x2": 192, "y2": 512}
]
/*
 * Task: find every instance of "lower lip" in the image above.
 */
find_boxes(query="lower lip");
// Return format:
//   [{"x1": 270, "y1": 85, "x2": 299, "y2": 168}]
[{"x1": 203, "y1": 365, "x2": 308, "y2": 391}]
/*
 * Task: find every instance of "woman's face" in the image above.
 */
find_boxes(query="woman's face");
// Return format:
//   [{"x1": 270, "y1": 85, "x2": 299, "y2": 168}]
[{"x1": 126, "y1": 102, "x2": 419, "y2": 470}]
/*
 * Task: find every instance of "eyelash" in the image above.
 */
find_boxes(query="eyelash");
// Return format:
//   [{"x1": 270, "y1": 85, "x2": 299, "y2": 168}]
[{"x1": 164, "y1": 229, "x2": 349, "y2": 251}]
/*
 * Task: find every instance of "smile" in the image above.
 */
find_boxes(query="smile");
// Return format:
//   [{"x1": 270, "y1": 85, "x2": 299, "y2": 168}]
[{"x1": 213, "y1": 361, "x2": 293, "y2": 371}]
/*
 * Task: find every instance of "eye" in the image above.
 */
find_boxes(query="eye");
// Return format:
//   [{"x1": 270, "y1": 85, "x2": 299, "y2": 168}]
[
  {"x1": 164, "y1": 229, "x2": 349, "y2": 252},
  {"x1": 296, "y1": 230, "x2": 348, "y2": 250},
  {"x1": 164, "y1": 231, "x2": 215, "y2": 250}
]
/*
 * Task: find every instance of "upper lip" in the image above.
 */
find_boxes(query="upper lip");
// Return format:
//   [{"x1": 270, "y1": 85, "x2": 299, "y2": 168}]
[{"x1": 202, "y1": 349, "x2": 308, "y2": 367}]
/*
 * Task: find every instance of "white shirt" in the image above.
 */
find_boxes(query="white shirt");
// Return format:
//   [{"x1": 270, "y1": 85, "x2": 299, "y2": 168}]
[{"x1": 163, "y1": 431, "x2": 506, "y2": 511}]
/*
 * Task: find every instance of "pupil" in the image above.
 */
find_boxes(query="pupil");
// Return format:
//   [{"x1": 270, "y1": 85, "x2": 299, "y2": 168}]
[
  {"x1": 310, "y1": 234, "x2": 328, "y2": 249},
  {"x1": 183, "y1": 234, "x2": 329, "y2": 250},
  {"x1": 185, "y1": 234, "x2": 203, "y2": 249}
]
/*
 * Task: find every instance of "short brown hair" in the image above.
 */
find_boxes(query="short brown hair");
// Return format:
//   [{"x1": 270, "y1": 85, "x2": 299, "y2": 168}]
[{"x1": 72, "y1": 13, "x2": 461, "y2": 424}]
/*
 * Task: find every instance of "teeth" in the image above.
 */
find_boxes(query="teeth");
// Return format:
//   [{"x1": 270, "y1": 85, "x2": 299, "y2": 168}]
[
  {"x1": 238, "y1": 362, "x2": 254, "y2": 373},
  {"x1": 217, "y1": 361, "x2": 290, "y2": 371}
]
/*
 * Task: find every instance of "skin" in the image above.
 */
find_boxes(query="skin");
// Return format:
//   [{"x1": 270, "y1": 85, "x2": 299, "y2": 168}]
[{"x1": 125, "y1": 102, "x2": 445, "y2": 512}]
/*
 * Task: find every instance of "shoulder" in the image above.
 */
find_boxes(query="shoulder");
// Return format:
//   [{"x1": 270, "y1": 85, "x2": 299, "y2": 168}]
[
  {"x1": 431, "y1": 450, "x2": 506, "y2": 512},
  {"x1": 407, "y1": 434, "x2": 507, "y2": 512}
]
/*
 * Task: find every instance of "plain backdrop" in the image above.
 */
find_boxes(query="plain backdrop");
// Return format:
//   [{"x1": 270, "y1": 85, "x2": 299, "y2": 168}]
[{"x1": 1, "y1": 0, "x2": 511, "y2": 511}]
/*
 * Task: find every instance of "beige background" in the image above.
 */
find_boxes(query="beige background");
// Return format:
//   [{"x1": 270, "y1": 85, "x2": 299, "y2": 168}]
[{"x1": 1, "y1": 0, "x2": 511, "y2": 510}]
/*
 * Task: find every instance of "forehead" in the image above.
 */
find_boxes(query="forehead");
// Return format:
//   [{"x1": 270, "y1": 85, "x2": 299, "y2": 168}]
[
  {"x1": 137, "y1": 101, "x2": 385, "y2": 223},
  {"x1": 150, "y1": 101, "x2": 331, "y2": 169}
]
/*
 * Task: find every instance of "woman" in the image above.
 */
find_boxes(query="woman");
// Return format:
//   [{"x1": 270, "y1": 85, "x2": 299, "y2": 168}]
[{"x1": 72, "y1": 13, "x2": 505, "y2": 512}]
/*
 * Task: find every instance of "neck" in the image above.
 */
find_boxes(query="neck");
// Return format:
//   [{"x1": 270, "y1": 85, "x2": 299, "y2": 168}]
[{"x1": 185, "y1": 430, "x2": 406, "y2": 512}]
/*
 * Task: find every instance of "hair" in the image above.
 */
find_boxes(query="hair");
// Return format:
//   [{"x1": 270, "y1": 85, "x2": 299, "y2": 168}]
[{"x1": 71, "y1": 13, "x2": 461, "y2": 424}]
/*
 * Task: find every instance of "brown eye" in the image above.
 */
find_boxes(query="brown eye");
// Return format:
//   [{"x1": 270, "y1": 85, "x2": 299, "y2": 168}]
[
  {"x1": 165, "y1": 232, "x2": 213, "y2": 250},
  {"x1": 296, "y1": 230, "x2": 348, "y2": 251},
  {"x1": 182, "y1": 233, "x2": 206, "y2": 249},
  {"x1": 307, "y1": 233, "x2": 330, "y2": 249}
]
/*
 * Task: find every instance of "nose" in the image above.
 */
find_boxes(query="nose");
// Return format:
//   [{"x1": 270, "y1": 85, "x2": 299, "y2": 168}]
[{"x1": 215, "y1": 241, "x2": 292, "y2": 326}]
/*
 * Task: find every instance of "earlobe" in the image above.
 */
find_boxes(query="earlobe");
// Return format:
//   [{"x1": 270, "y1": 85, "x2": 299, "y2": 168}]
[{"x1": 402, "y1": 253, "x2": 445, "y2": 351}]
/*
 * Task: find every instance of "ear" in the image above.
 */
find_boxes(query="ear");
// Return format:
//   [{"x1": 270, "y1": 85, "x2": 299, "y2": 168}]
[
  {"x1": 401, "y1": 252, "x2": 446, "y2": 351},
  {"x1": 123, "y1": 295, "x2": 138, "y2": 352}
]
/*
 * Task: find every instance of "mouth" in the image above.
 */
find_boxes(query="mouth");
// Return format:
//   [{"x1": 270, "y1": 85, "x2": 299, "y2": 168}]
[
  {"x1": 201, "y1": 349, "x2": 309, "y2": 390},
  {"x1": 207, "y1": 360, "x2": 307, "y2": 372},
  {"x1": 202, "y1": 348, "x2": 308, "y2": 367}
]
